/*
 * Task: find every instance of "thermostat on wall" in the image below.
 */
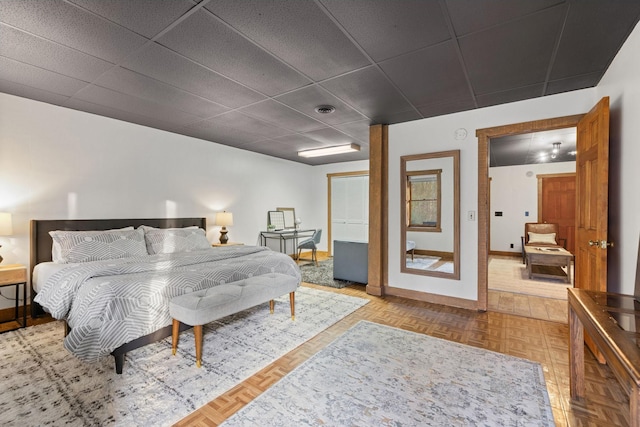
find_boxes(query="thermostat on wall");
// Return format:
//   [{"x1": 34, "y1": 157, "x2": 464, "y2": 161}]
[{"x1": 454, "y1": 128, "x2": 467, "y2": 140}]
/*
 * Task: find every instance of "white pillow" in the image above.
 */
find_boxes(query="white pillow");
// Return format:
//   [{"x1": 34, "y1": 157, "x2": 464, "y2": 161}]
[
  {"x1": 50, "y1": 227, "x2": 146, "y2": 263},
  {"x1": 528, "y1": 232, "x2": 557, "y2": 245},
  {"x1": 140, "y1": 226, "x2": 210, "y2": 254}
]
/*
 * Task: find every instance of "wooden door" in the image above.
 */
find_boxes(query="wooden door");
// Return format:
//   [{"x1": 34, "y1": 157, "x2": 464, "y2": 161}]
[
  {"x1": 539, "y1": 174, "x2": 576, "y2": 253},
  {"x1": 575, "y1": 97, "x2": 610, "y2": 363}
]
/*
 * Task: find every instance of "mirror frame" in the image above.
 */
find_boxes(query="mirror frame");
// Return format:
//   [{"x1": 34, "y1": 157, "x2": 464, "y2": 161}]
[
  {"x1": 400, "y1": 150, "x2": 460, "y2": 279},
  {"x1": 276, "y1": 207, "x2": 296, "y2": 229}
]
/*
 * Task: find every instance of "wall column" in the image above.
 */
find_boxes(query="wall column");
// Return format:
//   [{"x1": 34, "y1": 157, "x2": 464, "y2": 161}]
[{"x1": 367, "y1": 124, "x2": 388, "y2": 296}]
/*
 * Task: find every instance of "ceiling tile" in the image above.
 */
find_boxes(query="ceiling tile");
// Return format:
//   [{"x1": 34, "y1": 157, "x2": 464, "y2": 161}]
[
  {"x1": 275, "y1": 85, "x2": 366, "y2": 125},
  {"x1": 545, "y1": 72, "x2": 602, "y2": 96},
  {"x1": 381, "y1": 41, "x2": 471, "y2": 107},
  {"x1": 416, "y1": 97, "x2": 477, "y2": 118},
  {"x1": 301, "y1": 127, "x2": 357, "y2": 145},
  {"x1": 550, "y1": 1, "x2": 640, "y2": 80},
  {"x1": 239, "y1": 100, "x2": 326, "y2": 133},
  {"x1": 64, "y1": 97, "x2": 183, "y2": 134},
  {"x1": 122, "y1": 42, "x2": 265, "y2": 108},
  {"x1": 0, "y1": 24, "x2": 113, "y2": 82},
  {"x1": 0, "y1": 0, "x2": 147, "y2": 63},
  {"x1": 476, "y1": 84, "x2": 544, "y2": 108},
  {"x1": 94, "y1": 67, "x2": 228, "y2": 118},
  {"x1": 72, "y1": 85, "x2": 200, "y2": 127},
  {"x1": 0, "y1": 56, "x2": 88, "y2": 97},
  {"x1": 333, "y1": 120, "x2": 370, "y2": 143},
  {"x1": 157, "y1": 9, "x2": 310, "y2": 95},
  {"x1": 371, "y1": 109, "x2": 422, "y2": 125},
  {"x1": 205, "y1": 0, "x2": 369, "y2": 81},
  {"x1": 182, "y1": 119, "x2": 266, "y2": 147},
  {"x1": 320, "y1": 0, "x2": 450, "y2": 62},
  {"x1": 446, "y1": 0, "x2": 564, "y2": 36},
  {"x1": 204, "y1": 111, "x2": 293, "y2": 139},
  {"x1": 0, "y1": 78, "x2": 70, "y2": 106},
  {"x1": 459, "y1": 5, "x2": 565, "y2": 95},
  {"x1": 320, "y1": 66, "x2": 416, "y2": 120},
  {"x1": 67, "y1": 0, "x2": 196, "y2": 38}
]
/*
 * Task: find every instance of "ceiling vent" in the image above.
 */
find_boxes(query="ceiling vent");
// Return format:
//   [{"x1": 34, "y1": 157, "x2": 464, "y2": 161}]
[{"x1": 314, "y1": 105, "x2": 336, "y2": 114}]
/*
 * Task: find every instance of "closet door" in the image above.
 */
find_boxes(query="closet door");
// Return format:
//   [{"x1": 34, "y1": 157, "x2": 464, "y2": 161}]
[{"x1": 331, "y1": 175, "x2": 369, "y2": 253}]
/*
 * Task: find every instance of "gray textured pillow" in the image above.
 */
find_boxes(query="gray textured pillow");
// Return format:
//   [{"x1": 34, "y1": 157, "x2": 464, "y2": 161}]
[
  {"x1": 50, "y1": 227, "x2": 147, "y2": 263},
  {"x1": 141, "y1": 226, "x2": 211, "y2": 254}
]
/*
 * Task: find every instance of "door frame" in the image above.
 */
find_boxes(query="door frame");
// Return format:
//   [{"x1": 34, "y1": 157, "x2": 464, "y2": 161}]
[{"x1": 476, "y1": 114, "x2": 584, "y2": 311}]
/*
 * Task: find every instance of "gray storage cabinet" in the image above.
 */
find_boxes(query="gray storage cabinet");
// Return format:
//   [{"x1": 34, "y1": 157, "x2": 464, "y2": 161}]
[{"x1": 333, "y1": 240, "x2": 368, "y2": 284}]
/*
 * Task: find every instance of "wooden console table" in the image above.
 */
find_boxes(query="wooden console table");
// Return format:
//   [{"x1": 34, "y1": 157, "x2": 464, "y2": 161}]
[
  {"x1": 525, "y1": 246, "x2": 573, "y2": 283},
  {"x1": 568, "y1": 288, "x2": 640, "y2": 426}
]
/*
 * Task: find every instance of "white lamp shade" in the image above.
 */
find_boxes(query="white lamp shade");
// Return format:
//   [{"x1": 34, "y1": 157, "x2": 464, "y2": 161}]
[
  {"x1": 215, "y1": 212, "x2": 234, "y2": 227},
  {"x1": 0, "y1": 212, "x2": 12, "y2": 236}
]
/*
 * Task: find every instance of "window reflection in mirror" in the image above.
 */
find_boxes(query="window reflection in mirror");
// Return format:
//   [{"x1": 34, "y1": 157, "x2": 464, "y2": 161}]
[
  {"x1": 401, "y1": 150, "x2": 460, "y2": 279},
  {"x1": 407, "y1": 169, "x2": 442, "y2": 231}
]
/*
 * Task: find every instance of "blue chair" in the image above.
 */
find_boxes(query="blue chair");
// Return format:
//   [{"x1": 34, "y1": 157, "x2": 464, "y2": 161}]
[{"x1": 297, "y1": 229, "x2": 322, "y2": 266}]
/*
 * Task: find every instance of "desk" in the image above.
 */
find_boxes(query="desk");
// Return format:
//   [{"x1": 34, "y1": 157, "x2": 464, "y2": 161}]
[
  {"x1": 260, "y1": 229, "x2": 315, "y2": 255},
  {"x1": 568, "y1": 289, "x2": 640, "y2": 426}
]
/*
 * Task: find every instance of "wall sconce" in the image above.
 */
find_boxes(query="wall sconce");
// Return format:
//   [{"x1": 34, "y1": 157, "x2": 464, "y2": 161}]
[
  {"x1": 551, "y1": 142, "x2": 561, "y2": 159},
  {"x1": 215, "y1": 211, "x2": 234, "y2": 244},
  {"x1": 0, "y1": 212, "x2": 14, "y2": 264}
]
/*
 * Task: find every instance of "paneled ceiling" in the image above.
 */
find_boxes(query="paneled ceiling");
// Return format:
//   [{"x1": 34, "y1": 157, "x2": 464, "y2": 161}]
[{"x1": 1, "y1": 1, "x2": 639, "y2": 165}]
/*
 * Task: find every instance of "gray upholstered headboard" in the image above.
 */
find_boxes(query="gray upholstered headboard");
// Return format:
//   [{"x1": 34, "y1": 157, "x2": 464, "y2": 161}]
[{"x1": 29, "y1": 217, "x2": 206, "y2": 316}]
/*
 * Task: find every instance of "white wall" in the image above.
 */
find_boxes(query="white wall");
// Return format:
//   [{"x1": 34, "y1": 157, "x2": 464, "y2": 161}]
[
  {"x1": 0, "y1": 93, "x2": 320, "y2": 309},
  {"x1": 490, "y1": 162, "x2": 575, "y2": 253},
  {"x1": 595, "y1": 21, "x2": 640, "y2": 294},
  {"x1": 388, "y1": 89, "x2": 597, "y2": 301}
]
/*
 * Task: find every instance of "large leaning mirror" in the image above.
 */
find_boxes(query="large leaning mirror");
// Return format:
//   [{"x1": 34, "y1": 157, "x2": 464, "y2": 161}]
[{"x1": 401, "y1": 150, "x2": 460, "y2": 279}]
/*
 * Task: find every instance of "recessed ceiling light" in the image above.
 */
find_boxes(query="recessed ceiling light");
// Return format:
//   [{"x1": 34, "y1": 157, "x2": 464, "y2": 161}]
[
  {"x1": 314, "y1": 105, "x2": 336, "y2": 114},
  {"x1": 298, "y1": 143, "x2": 360, "y2": 158}
]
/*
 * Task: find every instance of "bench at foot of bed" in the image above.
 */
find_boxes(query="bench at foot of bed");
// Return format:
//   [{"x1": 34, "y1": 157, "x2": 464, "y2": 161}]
[{"x1": 169, "y1": 273, "x2": 299, "y2": 368}]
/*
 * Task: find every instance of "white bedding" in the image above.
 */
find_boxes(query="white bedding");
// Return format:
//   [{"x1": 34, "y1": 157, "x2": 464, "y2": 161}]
[{"x1": 32, "y1": 261, "x2": 81, "y2": 293}]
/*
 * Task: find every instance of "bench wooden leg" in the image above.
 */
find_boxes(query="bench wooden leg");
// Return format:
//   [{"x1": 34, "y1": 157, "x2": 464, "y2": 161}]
[
  {"x1": 269, "y1": 299, "x2": 275, "y2": 314},
  {"x1": 172, "y1": 319, "x2": 179, "y2": 356},
  {"x1": 290, "y1": 292, "x2": 295, "y2": 320},
  {"x1": 194, "y1": 324, "x2": 203, "y2": 368}
]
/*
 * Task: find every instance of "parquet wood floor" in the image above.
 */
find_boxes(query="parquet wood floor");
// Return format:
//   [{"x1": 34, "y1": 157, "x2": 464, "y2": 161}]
[{"x1": 175, "y1": 283, "x2": 629, "y2": 426}]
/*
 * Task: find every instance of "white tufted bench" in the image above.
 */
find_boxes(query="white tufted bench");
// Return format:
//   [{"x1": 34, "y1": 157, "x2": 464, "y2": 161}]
[{"x1": 169, "y1": 273, "x2": 299, "y2": 367}]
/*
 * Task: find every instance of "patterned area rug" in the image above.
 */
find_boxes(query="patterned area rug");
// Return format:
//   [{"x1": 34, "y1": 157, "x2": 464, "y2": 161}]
[
  {"x1": 0, "y1": 287, "x2": 368, "y2": 427},
  {"x1": 299, "y1": 258, "x2": 356, "y2": 288},
  {"x1": 222, "y1": 321, "x2": 555, "y2": 426}
]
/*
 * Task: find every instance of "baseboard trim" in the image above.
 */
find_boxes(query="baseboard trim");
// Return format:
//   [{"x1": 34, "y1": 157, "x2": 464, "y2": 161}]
[
  {"x1": 384, "y1": 286, "x2": 480, "y2": 311},
  {"x1": 0, "y1": 303, "x2": 29, "y2": 323},
  {"x1": 490, "y1": 250, "x2": 521, "y2": 258}
]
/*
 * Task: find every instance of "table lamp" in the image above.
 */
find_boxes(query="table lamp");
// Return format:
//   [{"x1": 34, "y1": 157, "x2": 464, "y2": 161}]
[
  {"x1": 0, "y1": 212, "x2": 13, "y2": 264},
  {"x1": 215, "y1": 211, "x2": 233, "y2": 244}
]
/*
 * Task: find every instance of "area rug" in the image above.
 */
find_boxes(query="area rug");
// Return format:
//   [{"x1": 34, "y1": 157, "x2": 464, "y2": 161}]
[
  {"x1": 405, "y1": 255, "x2": 440, "y2": 270},
  {"x1": 221, "y1": 321, "x2": 555, "y2": 426},
  {"x1": 0, "y1": 287, "x2": 369, "y2": 427},
  {"x1": 299, "y1": 258, "x2": 357, "y2": 288},
  {"x1": 489, "y1": 256, "x2": 571, "y2": 299}
]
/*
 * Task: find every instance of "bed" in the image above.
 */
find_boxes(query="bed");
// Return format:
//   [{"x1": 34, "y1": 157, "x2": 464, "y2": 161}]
[{"x1": 30, "y1": 218, "x2": 302, "y2": 374}]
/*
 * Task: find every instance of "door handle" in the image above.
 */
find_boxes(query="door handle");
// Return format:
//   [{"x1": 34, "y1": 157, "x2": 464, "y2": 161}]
[{"x1": 588, "y1": 240, "x2": 614, "y2": 249}]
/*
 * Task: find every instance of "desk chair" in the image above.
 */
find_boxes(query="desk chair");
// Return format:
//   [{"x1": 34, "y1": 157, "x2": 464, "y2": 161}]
[{"x1": 297, "y1": 229, "x2": 322, "y2": 266}]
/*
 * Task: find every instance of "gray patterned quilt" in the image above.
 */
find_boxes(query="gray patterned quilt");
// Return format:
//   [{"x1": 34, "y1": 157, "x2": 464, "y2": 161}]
[{"x1": 34, "y1": 246, "x2": 301, "y2": 361}]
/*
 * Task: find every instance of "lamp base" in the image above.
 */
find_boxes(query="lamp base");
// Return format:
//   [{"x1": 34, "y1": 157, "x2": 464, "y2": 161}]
[{"x1": 219, "y1": 228, "x2": 229, "y2": 244}]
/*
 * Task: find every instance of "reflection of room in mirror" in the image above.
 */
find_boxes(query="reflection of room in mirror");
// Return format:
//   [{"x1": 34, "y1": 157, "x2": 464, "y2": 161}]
[{"x1": 401, "y1": 150, "x2": 460, "y2": 279}]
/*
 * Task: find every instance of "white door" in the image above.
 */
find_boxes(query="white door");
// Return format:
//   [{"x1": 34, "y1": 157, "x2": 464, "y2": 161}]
[{"x1": 331, "y1": 175, "x2": 369, "y2": 253}]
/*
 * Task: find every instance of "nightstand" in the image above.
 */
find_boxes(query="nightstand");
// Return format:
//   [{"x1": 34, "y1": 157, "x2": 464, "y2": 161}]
[
  {"x1": 0, "y1": 264, "x2": 27, "y2": 330},
  {"x1": 212, "y1": 242, "x2": 244, "y2": 247}
]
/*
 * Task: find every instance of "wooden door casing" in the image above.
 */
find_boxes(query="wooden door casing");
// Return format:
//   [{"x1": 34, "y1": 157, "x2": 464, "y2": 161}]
[{"x1": 538, "y1": 174, "x2": 576, "y2": 254}]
